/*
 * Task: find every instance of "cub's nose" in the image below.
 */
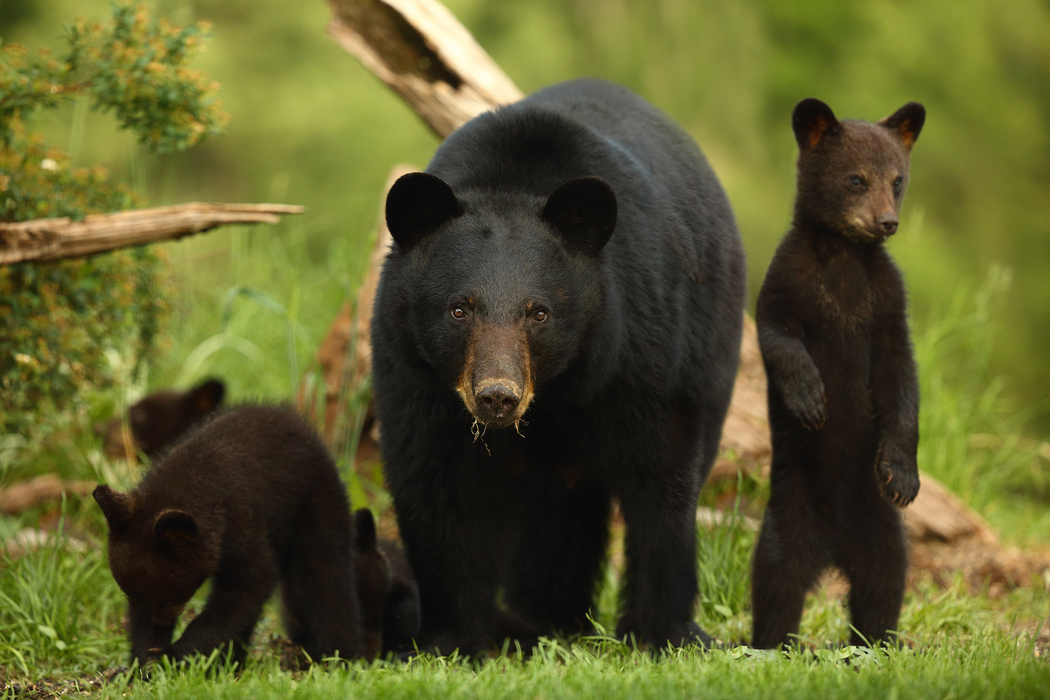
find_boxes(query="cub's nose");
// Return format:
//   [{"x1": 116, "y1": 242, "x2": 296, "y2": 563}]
[
  {"x1": 475, "y1": 383, "x2": 521, "y2": 422},
  {"x1": 876, "y1": 213, "x2": 898, "y2": 235}
]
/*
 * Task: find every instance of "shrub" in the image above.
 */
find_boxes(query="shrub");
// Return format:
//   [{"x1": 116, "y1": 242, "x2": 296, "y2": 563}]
[{"x1": 0, "y1": 3, "x2": 229, "y2": 438}]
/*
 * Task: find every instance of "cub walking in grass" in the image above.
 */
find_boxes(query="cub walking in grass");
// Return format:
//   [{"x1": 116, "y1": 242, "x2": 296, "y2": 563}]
[
  {"x1": 94, "y1": 405, "x2": 364, "y2": 666},
  {"x1": 751, "y1": 98, "x2": 925, "y2": 648}
]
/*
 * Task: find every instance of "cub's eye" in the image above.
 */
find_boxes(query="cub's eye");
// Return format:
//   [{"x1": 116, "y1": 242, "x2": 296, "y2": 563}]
[
  {"x1": 893, "y1": 176, "x2": 903, "y2": 189},
  {"x1": 849, "y1": 176, "x2": 864, "y2": 189},
  {"x1": 532, "y1": 309, "x2": 548, "y2": 323},
  {"x1": 450, "y1": 307, "x2": 467, "y2": 320}
]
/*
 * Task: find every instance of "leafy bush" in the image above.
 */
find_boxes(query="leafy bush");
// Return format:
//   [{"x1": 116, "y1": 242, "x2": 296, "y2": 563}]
[{"x1": 0, "y1": 3, "x2": 229, "y2": 437}]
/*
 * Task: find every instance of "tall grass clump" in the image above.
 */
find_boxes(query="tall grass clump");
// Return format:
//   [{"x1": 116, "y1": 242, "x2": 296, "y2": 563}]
[
  {"x1": 0, "y1": 519, "x2": 125, "y2": 677},
  {"x1": 914, "y1": 265, "x2": 1050, "y2": 540}
]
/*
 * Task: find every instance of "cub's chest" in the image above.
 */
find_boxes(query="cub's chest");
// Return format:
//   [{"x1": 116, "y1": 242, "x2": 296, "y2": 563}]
[{"x1": 804, "y1": 254, "x2": 876, "y2": 332}]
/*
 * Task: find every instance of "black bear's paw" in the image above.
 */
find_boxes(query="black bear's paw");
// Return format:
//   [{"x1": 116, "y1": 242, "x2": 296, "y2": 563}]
[
  {"x1": 874, "y1": 446, "x2": 920, "y2": 506},
  {"x1": 784, "y1": 377, "x2": 827, "y2": 430}
]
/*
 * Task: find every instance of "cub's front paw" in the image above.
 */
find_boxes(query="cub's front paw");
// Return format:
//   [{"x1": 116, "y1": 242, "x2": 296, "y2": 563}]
[
  {"x1": 784, "y1": 379, "x2": 826, "y2": 430},
  {"x1": 874, "y1": 447, "x2": 920, "y2": 506}
]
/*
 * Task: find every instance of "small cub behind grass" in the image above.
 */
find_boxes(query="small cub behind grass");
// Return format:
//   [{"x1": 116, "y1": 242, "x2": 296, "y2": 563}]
[
  {"x1": 94, "y1": 404, "x2": 364, "y2": 666},
  {"x1": 751, "y1": 98, "x2": 925, "y2": 649}
]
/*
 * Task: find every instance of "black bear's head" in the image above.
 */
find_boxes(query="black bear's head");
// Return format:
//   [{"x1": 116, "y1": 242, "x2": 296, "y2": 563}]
[
  {"x1": 792, "y1": 98, "x2": 925, "y2": 243},
  {"x1": 384, "y1": 172, "x2": 615, "y2": 429},
  {"x1": 94, "y1": 484, "x2": 220, "y2": 625},
  {"x1": 99, "y1": 379, "x2": 226, "y2": 460}
]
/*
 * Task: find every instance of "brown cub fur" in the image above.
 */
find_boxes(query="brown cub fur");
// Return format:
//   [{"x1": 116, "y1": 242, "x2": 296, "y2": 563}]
[
  {"x1": 751, "y1": 98, "x2": 925, "y2": 648},
  {"x1": 353, "y1": 508, "x2": 421, "y2": 658},
  {"x1": 99, "y1": 380, "x2": 225, "y2": 460},
  {"x1": 94, "y1": 404, "x2": 364, "y2": 666}
]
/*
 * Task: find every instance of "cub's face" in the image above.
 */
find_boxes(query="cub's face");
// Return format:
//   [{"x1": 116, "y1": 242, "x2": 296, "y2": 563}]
[
  {"x1": 94, "y1": 486, "x2": 218, "y2": 625},
  {"x1": 385, "y1": 174, "x2": 614, "y2": 429},
  {"x1": 792, "y1": 99, "x2": 925, "y2": 243},
  {"x1": 99, "y1": 380, "x2": 225, "y2": 460}
]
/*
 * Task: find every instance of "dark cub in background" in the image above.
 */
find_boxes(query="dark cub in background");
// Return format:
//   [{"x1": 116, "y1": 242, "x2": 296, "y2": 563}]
[
  {"x1": 751, "y1": 98, "x2": 925, "y2": 648},
  {"x1": 94, "y1": 405, "x2": 363, "y2": 665}
]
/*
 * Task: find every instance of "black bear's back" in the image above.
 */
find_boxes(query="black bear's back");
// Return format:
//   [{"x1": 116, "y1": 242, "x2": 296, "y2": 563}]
[{"x1": 137, "y1": 405, "x2": 344, "y2": 534}]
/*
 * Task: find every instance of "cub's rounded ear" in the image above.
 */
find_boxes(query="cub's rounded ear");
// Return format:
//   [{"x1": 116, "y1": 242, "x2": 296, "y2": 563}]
[
  {"x1": 386, "y1": 172, "x2": 462, "y2": 252},
  {"x1": 187, "y1": 379, "x2": 225, "y2": 416},
  {"x1": 93, "y1": 485, "x2": 135, "y2": 531},
  {"x1": 792, "y1": 98, "x2": 840, "y2": 149},
  {"x1": 354, "y1": 508, "x2": 378, "y2": 552},
  {"x1": 880, "y1": 102, "x2": 926, "y2": 151},
  {"x1": 154, "y1": 509, "x2": 199, "y2": 556},
  {"x1": 542, "y1": 176, "x2": 617, "y2": 257}
]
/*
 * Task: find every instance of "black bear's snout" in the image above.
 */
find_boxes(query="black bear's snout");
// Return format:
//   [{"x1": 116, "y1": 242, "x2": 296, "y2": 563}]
[
  {"x1": 475, "y1": 383, "x2": 521, "y2": 421},
  {"x1": 876, "y1": 212, "x2": 898, "y2": 235}
]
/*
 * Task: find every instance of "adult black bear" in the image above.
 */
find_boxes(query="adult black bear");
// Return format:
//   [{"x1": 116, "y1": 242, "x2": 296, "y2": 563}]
[
  {"x1": 372, "y1": 78, "x2": 746, "y2": 653},
  {"x1": 99, "y1": 379, "x2": 225, "y2": 460},
  {"x1": 750, "y1": 99, "x2": 925, "y2": 648},
  {"x1": 94, "y1": 405, "x2": 364, "y2": 666}
]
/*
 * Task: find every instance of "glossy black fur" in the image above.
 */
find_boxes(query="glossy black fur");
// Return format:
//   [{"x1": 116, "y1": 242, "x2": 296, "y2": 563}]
[
  {"x1": 751, "y1": 99, "x2": 924, "y2": 648},
  {"x1": 94, "y1": 405, "x2": 363, "y2": 665},
  {"x1": 372, "y1": 78, "x2": 746, "y2": 653}
]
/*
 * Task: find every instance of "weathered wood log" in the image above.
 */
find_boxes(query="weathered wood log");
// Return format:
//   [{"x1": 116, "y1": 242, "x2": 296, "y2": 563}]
[
  {"x1": 327, "y1": 0, "x2": 523, "y2": 139},
  {"x1": 0, "y1": 474, "x2": 95, "y2": 515},
  {"x1": 0, "y1": 202, "x2": 305, "y2": 265}
]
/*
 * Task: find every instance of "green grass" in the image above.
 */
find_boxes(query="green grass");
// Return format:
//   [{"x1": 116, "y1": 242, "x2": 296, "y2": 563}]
[{"x1": 2, "y1": 227, "x2": 1049, "y2": 696}]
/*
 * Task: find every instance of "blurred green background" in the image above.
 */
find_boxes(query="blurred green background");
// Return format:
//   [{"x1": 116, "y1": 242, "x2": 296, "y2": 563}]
[{"x1": 2, "y1": 0, "x2": 1048, "y2": 425}]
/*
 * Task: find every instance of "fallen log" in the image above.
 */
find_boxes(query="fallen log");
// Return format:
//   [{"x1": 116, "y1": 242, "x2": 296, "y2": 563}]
[
  {"x1": 0, "y1": 202, "x2": 305, "y2": 265},
  {"x1": 0, "y1": 474, "x2": 95, "y2": 515}
]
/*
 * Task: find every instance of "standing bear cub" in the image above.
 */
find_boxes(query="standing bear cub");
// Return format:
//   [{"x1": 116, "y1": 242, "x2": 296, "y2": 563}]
[
  {"x1": 94, "y1": 405, "x2": 364, "y2": 666},
  {"x1": 372, "y1": 78, "x2": 746, "y2": 653},
  {"x1": 751, "y1": 98, "x2": 925, "y2": 648}
]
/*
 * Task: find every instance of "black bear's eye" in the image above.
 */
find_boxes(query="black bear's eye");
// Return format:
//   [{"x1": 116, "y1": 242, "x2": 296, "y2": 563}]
[
  {"x1": 893, "y1": 176, "x2": 903, "y2": 189},
  {"x1": 849, "y1": 176, "x2": 864, "y2": 189},
  {"x1": 450, "y1": 307, "x2": 467, "y2": 320},
  {"x1": 532, "y1": 309, "x2": 548, "y2": 323}
]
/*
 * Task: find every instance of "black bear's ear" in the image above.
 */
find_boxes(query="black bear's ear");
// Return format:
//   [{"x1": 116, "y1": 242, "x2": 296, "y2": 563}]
[
  {"x1": 542, "y1": 176, "x2": 617, "y2": 257},
  {"x1": 879, "y1": 102, "x2": 926, "y2": 152},
  {"x1": 354, "y1": 508, "x2": 378, "y2": 552},
  {"x1": 792, "y1": 98, "x2": 840, "y2": 149},
  {"x1": 186, "y1": 379, "x2": 225, "y2": 416},
  {"x1": 385, "y1": 172, "x2": 462, "y2": 252},
  {"x1": 93, "y1": 485, "x2": 136, "y2": 531},
  {"x1": 153, "y1": 509, "x2": 199, "y2": 557}
]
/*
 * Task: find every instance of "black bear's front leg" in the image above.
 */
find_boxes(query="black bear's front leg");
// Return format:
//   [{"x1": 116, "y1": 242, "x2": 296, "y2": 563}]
[
  {"x1": 503, "y1": 481, "x2": 611, "y2": 638},
  {"x1": 391, "y1": 461, "x2": 506, "y2": 656},
  {"x1": 616, "y1": 473, "x2": 705, "y2": 649},
  {"x1": 757, "y1": 311, "x2": 826, "y2": 430},
  {"x1": 127, "y1": 600, "x2": 176, "y2": 666},
  {"x1": 170, "y1": 542, "x2": 278, "y2": 665},
  {"x1": 870, "y1": 297, "x2": 920, "y2": 506}
]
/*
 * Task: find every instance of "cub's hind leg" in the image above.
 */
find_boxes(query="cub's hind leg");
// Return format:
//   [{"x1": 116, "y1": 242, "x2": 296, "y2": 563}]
[
  {"x1": 838, "y1": 497, "x2": 907, "y2": 647},
  {"x1": 751, "y1": 480, "x2": 831, "y2": 649}
]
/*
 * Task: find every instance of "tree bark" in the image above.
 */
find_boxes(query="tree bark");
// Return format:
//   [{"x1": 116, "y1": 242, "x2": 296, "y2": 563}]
[
  {"x1": 326, "y1": 0, "x2": 522, "y2": 139},
  {"x1": 0, "y1": 202, "x2": 304, "y2": 265}
]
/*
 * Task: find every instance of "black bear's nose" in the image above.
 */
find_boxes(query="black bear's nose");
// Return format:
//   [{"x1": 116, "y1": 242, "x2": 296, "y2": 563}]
[
  {"x1": 876, "y1": 213, "x2": 898, "y2": 235},
  {"x1": 476, "y1": 384, "x2": 520, "y2": 419}
]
